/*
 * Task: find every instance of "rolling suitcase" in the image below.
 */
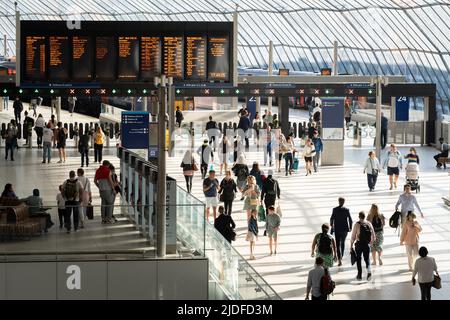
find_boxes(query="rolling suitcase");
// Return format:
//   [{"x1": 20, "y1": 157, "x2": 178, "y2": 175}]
[{"x1": 293, "y1": 158, "x2": 299, "y2": 171}]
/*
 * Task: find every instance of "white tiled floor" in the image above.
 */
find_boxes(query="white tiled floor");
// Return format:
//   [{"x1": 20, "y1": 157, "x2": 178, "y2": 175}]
[
  {"x1": 2, "y1": 104, "x2": 450, "y2": 299},
  {"x1": 167, "y1": 132, "x2": 450, "y2": 300}
]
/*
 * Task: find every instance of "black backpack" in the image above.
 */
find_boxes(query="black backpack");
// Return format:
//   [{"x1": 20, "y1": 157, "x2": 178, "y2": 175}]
[
  {"x1": 64, "y1": 179, "x2": 79, "y2": 201},
  {"x1": 358, "y1": 222, "x2": 372, "y2": 244},
  {"x1": 318, "y1": 233, "x2": 332, "y2": 255},
  {"x1": 265, "y1": 178, "x2": 277, "y2": 196},
  {"x1": 389, "y1": 211, "x2": 401, "y2": 229}
]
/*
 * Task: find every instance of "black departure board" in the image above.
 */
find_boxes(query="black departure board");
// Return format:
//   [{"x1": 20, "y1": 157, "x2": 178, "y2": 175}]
[
  {"x1": 118, "y1": 36, "x2": 139, "y2": 80},
  {"x1": 208, "y1": 36, "x2": 230, "y2": 81},
  {"x1": 141, "y1": 37, "x2": 161, "y2": 79},
  {"x1": 95, "y1": 36, "x2": 116, "y2": 80},
  {"x1": 25, "y1": 36, "x2": 46, "y2": 80},
  {"x1": 20, "y1": 21, "x2": 233, "y2": 84},
  {"x1": 185, "y1": 36, "x2": 206, "y2": 81},
  {"x1": 49, "y1": 36, "x2": 69, "y2": 80},
  {"x1": 72, "y1": 36, "x2": 93, "y2": 80},
  {"x1": 163, "y1": 37, "x2": 184, "y2": 79}
]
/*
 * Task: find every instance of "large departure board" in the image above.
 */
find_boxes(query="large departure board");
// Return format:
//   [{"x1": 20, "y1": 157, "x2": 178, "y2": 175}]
[
  {"x1": 25, "y1": 36, "x2": 46, "y2": 80},
  {"x1": 118, "y1": 36, "x2": 139, "y2": 80},
  {"x1": 95, "y1": 37, "x2": 116, "y2": 80},
  {"x1": 49, "y1": 36, "x2": 69, "y2": 80},
  {"x1": 20, "y1": 21, "x2": 233, "y2": 84},
  {"x1": 141, "y1": 37, "x2": 161, "y2": 79},
  {"x1": 163, "y1": 37, "x2": 184, "y2": 79},
  {"x1": 208, "y1": 36, "x2": 230, "y2": 82},
  {"x1": 185, "y1": 36, "x2": 206, "y2": 81},
  {"x1": 72, "y1": 36, "x2": 93, "y2": 80}
]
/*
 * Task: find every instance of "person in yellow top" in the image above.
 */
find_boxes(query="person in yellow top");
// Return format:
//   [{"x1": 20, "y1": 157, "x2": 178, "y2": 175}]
[{"x1": 94, "y1": 126, "x2": 104, "y2": 163}]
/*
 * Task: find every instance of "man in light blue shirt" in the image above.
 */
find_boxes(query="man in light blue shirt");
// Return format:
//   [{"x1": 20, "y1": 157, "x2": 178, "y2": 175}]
[
  {"x1": 306, "y1": 257, "x2": 326, "y2": 300},
  {"x1": 396, "y1": 184, "x2": 424, "y2": 224}
]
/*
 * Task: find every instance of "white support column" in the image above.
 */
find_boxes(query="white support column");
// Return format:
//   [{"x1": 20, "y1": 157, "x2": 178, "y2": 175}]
[
  {"x1": 375, "y1": 77, "x2": 382, "y2": 158},
  {"x1": 0, "y1": 97, "x2": 3, "y2": 112},
  {"x1": 56, "y1": 97, "x2": 61, "y2": 123},
  {"x1": 333, "y1": 41, "x2": 338, "y2": 76},
  {"x1": 15, "y1": 10, "x2": 21, "y2": 86},
  {"x1": 268, "y1": 40, "x2": 273, "y2": 112},
  {"x1": 232, "y1": 6, "x2": 239, "y2": 110},
  {"x1": 4, "y1": 34, "x2": 7, "y2": 58},
  {"x1": 256, "y1": 96, "x2": 261, "y2": 115}
]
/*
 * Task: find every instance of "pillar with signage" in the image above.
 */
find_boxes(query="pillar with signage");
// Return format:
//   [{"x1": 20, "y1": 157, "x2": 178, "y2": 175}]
[
  {"x1": 121, "y1": 111, "x2": 150, "y2": 159},
  {"x1": 395, "y1": 96, "x2": 410, "y2": 121},
  {"x1": 321, "y1": 98, "x2": 345, "y2": 166}
]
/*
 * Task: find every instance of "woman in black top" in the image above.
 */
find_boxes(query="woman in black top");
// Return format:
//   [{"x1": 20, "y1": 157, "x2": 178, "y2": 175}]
[
  {"x1": 219, "y1": 170, "x2": 238, "y2": 215},
  {"x1": 214, "y1": 206, "x2": 236, "y2": 243}
]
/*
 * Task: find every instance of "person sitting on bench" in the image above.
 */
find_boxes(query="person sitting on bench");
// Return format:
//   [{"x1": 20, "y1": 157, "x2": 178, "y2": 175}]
[
  {"x1": 21, "y1": 189, "x2": 54, "y2": 232},
  {"x1": 434, "y1": 137, "x2": 449, "y2": 168}
]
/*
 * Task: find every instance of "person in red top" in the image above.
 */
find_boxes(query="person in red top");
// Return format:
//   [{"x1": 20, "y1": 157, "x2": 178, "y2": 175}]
[{"x1": 94, "y1": 160, "x2": 116, "y2": 223}]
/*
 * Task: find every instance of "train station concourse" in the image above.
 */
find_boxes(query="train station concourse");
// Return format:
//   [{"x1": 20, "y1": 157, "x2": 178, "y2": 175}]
[{"x1": 0, "y1": 0, "x2": 449, "y2": 307}]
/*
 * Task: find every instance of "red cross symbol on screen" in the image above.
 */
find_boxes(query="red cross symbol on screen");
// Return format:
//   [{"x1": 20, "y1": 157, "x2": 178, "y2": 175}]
[
  {"x1": 254, "y1": 89, "x2": 260, "y2": 95},
  {"x1": 85, "y1": 89, "x2": 91, "y2": 94},
  {"x1": 314, "y1": 89, "x2": 320, "y2": 95},
  {"x1": 299, "y1": 89, "x2": 305, "y2": 94},
  {"x1": 348, "y1": 89, "x2": 354, "y2": 95},
  {"x1": 100, "y1": 89, "x2": 106, "y2": 94},
  {"x1": 204, "y1": 89, "x2": 210, "y2": 95},
  {"x1": 269, "y1": 89, "x2": 275, "y2": 95},
  {"x1": 69, "y1": 89, "x2": 75, "y2": 95}
]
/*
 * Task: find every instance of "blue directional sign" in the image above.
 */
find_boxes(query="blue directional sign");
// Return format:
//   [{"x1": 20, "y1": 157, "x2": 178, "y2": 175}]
[
  {"x1": 395, "y1": 96, "x2": 410, "y2": 121},
  {"x1": 246, "y1": 97, "x2": 257, "y2": 122},
  {"x1": 121, "y1": 111, "x2": 149, "y2": 149}
]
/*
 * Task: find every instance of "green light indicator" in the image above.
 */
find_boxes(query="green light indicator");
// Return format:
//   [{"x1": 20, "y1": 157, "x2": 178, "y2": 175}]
[
  {"x1": 34, "y1": 89, "x2": 39, "y2": 93},
  {"x1": 235, "y1": 89, "x2": 240, "y2": 94},
  {"x1": 176, "y1": 89, "x2": 181, "y2": 94},
  {"x1": 325, "y1": 89, "x2": 330, "y2": 94},
  {"x1": 3, "y1": 89, "x2": 7, "y2": 94},
  {"x1": 19, "y1": 89, "x2": 23, "y2": 94},
  {"x1": 143, "y1": 89, "x2": 147, "y2": 94},
  {"x1": 220, "y1": 89, "x2": 225, "y2": 94},
  {"x1": 112, "y1": 89, "x2": 117, "y2": 94},
  {"x1": 50, "y1": 89, "x2": 55, "y2": 94},
  {"x1": 127, "y1": 89, "x2": 132, "y2": 94},
  {"x1": 368, "y1": 89, "x2": 373, "y2": 94}
]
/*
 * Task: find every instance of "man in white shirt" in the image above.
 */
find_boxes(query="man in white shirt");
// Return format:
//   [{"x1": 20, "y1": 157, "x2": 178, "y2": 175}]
[
  {"x1": 351, "y1": 211, "x2": 376, "y2": 281},
  {"x1": 412, "y1": 247, "x2": 439, "y2": 300},
  {"x1": 306, "y1": 257, "x2": 326, "y2": 300},
  {"x1": 42, "y1": 123, "x2": 53, "y2": 163},
  {"x1": 77, "y1": 168, "x2": 92, "y2": 228},
  {"x1": 395, "y1": 184, "x2": 424, "y2": 224}
]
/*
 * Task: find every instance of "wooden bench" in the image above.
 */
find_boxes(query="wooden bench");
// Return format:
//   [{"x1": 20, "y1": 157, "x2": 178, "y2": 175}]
[
  {"x1": 0, "y1": 203, "x2": 46, "y2": 240},
  {"x1": 438, "y1": 157, "x2": 450, "y2": 168}
]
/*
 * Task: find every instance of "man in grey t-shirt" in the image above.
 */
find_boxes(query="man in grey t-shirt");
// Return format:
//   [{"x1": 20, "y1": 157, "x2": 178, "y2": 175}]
[{"x1": 306, "y1": 257, "x2": 326, "y2": 300}]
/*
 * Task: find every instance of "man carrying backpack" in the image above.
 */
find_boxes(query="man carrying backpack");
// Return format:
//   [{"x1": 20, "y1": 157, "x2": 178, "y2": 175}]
[
  {"x1": 306, "y1": 257, "x2": 334, "y2": 300},
  {"x1": 351, "y1": 211, "x2": 376, "y2": 280},
  {"x1": 62, "y1": 170, "x2": 83, "y2": 234},
  {"x1": 261, "y1": 170, "x2": 280, "y2": 213}
]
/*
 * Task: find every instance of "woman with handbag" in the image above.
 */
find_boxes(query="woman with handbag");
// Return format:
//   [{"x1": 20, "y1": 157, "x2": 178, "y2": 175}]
[
  {"x1": 364, "y1": 151, "x2": 382, "y2": 192},
  {"x1": 412, "y1": 247, "x2": 439, "y2": 300},
  {"x1": 400, "y1": 212, "x2": 422, "y2": 271},
  {"x1": 219, "y1": 170, "x2": 238, "y2": 215},
  {"x1": 181, "y1": 150, "x2": 197, "y2": 193},
  {"x1": 242, "y1": 175, "x2": 261, "y2": 220}
]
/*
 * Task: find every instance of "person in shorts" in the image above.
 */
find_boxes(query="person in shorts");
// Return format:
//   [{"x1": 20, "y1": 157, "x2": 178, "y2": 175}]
[
  {"x1": 383, "y1": 144, "x2": 402, "y2": 190},
  {"x1": 246, "y1": 209, "x2": 259, "y2": 260},
  {"x1": 266, "y1": 206, "x2": 281, "y2": 255},
  {"x1": 203, "y1": 170, "x2": 219, "y2": 222}
]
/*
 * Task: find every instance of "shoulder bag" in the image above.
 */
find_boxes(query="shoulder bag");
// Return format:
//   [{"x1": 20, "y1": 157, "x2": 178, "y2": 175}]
[
  {"x1": 433, "y1": 275, "x2": 442, "y2": 289},
  {"x1": 370, "y1": 158, "x2": 379, "y2": 176}
]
